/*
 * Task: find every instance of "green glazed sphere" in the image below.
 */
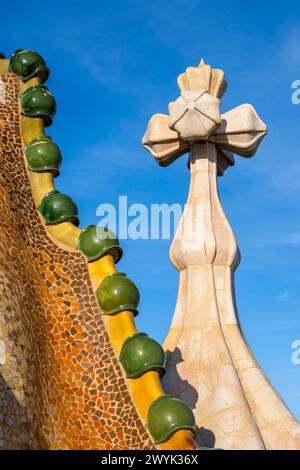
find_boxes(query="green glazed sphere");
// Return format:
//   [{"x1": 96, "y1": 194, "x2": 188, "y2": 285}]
[
  {"x1": 38, "y1": 190, "x2": 79, "y2": 226},
  {"x1": 25, "y1": 136, "x2": 62, "y2": 176},
  {"x1": 9, "y1": 49, "x2": 49, "y2": 83},
  {"x1": 96, "y1": 272, "x2": 140, "y2": 316},
  {"x1": 119, "y1": 332, "x2": 166, "y2": 378},
  {"x1": 147, "y1": 395, "x2": 196, "y2": 444},
  {"x1": 20, "y1": 84, "x2": 56, "y2": 127},
  {"x1": 77, "y1": 225, "x2": 122, "y2": 263}
]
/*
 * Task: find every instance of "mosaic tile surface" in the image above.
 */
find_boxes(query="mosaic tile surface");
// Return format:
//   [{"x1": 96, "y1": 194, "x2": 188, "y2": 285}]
[{"x1": 0, "y1": 74, "x2": 154, "y2": 450}]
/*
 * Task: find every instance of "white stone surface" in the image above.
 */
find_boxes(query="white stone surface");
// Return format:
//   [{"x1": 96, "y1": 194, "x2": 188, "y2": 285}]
[
  {"x1": 143, "y1": 59, "x2": 300, "y2": 450},
  {"x1": 0, "y1": 340, "x2": 6, "y2": 365}
]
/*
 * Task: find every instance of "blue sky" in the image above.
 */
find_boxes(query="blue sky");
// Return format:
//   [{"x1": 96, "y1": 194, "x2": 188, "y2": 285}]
[{"x1": 2, "y1": 0, "x2": 300, "y2": 418}]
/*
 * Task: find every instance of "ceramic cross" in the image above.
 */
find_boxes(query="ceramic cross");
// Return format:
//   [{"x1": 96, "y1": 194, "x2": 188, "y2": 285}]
[{"x1": 142, "y1": 60, "x2": 300, "y2": 450}]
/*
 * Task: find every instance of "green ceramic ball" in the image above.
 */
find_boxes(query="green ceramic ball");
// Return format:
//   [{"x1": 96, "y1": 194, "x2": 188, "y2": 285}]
[
  {"x1": 9, "y1": 49, "x2": 49, "y2": 83},
  {"x1": 96, "y1": 272, "x2": 140, "y2": 316},
  {"x1": 38, "y1": 190, "x2": 79, "y2": 226},
  {"x1": 77, "y1": 225, "x2": 122, "y2": 263},
  {"x1": 147, "y1": 395, "x2": 196, "y2": 444},
  {"x1": 119, "y1": 332, "x2": 166, "y2": 378},
  {"x1": 25, "y1": 136, "x2": 62, "y2": 176},
  {"x1": 20, "y1": 84, "x2": 56, "y2": 126}
]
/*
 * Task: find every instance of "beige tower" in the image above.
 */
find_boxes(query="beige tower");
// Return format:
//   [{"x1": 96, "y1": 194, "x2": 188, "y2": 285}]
[{"x1": 143, "y1": 59, "x2": 300, "y2": 450}]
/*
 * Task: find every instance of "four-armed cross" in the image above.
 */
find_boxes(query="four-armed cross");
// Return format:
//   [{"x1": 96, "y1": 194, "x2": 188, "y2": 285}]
[{"x1": 143, "y1": 58, "x2": 266, "y2": 171}]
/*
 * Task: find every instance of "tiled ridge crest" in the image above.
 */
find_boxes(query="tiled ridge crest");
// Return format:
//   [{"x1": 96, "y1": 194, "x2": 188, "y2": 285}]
[
  {"x1": 0, "y1": 64, "x2": 154, "y2": 451},
  {"x1": 0, "y1": 50, "x2": 198, "y2": 450}
]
